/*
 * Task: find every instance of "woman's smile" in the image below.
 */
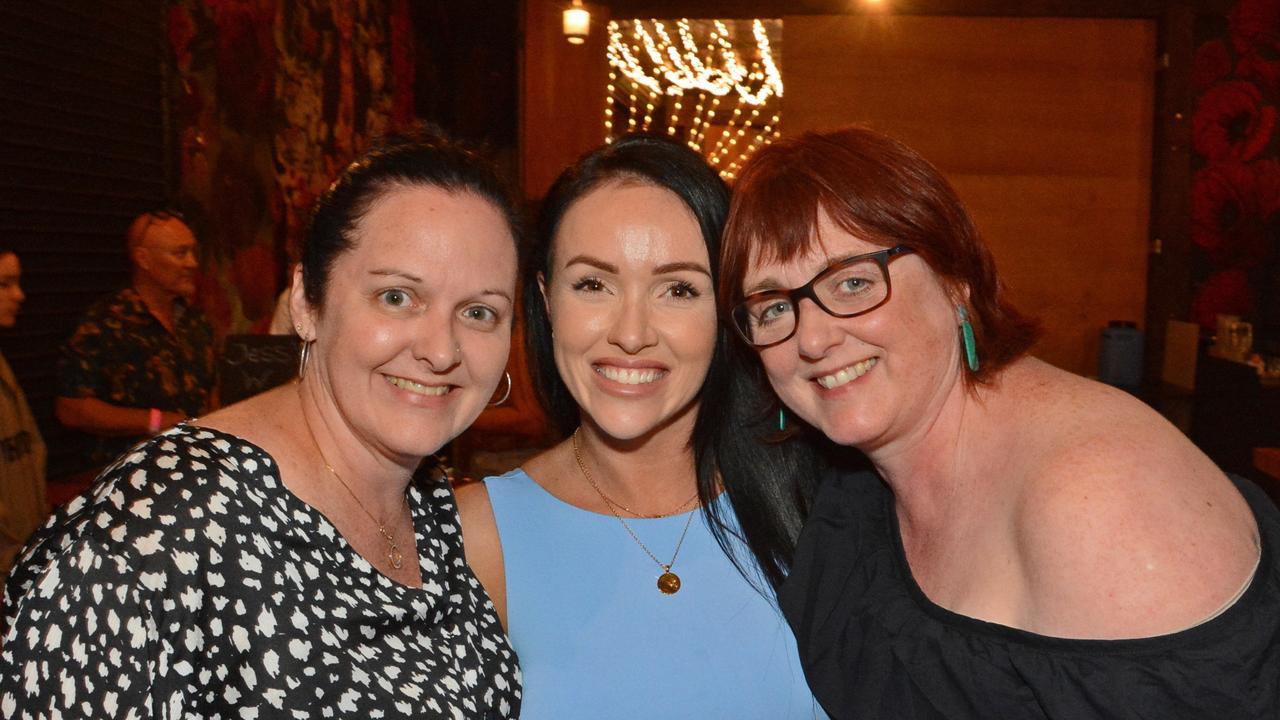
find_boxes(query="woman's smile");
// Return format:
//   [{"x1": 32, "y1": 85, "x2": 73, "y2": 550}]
[
  {"x1": 545, "y1": 181, "x2": 716, "y2": 440},
  {"x1": 593, "y1": 362, "x2": 669, "y2": 386},
  {"x1": 300, "y1": 184, "x2": 517, "y2": 461},
  {"x1": 815, "y1": 357, "x2": 878, "y2": 390},
  {"x1": 383, "y1": 373, "x2": 453, "y2": 397}
]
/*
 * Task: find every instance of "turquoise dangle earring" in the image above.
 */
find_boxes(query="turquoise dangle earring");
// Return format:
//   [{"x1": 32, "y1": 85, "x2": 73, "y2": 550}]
[
  {"x1": 958, "y1": 306, "x2": 980, "y2": 372},
  {"x1": 778, "y1": 407, "x2": 786, "y2": 431}
]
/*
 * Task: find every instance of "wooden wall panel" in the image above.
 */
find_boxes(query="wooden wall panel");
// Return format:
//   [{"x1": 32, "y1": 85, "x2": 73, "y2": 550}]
[
  {"x1": 451, "y1": 0, "x2": 614, "y2": 471},
  {"x1": 520, "y1": 0, "x2": 611, "y2": 201},
  {"x1": 784, "y1": 15, "x2": 1157, "y2": 376}
]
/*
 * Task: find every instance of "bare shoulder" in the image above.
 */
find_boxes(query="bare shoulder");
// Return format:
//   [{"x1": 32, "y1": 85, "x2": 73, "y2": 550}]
[
  {"x1": 453, "y1": 478, "x2": 499, "y2": 548},
  {"x1": 1004, "y1": 364, "x2": 1259, "y2": 637},
  {"x1": 196, "y1": 384, "x2": 295, "y2": 440},
  {"x1": 454, "y1": 478, "x2": 507, "y2": 627}
]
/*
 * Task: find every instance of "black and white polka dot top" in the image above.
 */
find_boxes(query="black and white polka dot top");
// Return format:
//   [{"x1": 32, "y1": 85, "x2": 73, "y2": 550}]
[{"x1": 0, "y1": 424, "x2": 521, "y2": 719}]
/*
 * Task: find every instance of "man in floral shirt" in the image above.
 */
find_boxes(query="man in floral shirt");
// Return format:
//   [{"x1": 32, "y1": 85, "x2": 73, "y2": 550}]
[{"x1": 56, "y1": 211, "x2": 216, "y2": 467}]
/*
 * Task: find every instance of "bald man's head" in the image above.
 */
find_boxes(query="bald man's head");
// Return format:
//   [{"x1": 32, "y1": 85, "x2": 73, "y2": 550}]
[{"x1": 128, "y1": 211, "x2": 199, "y2": 299}]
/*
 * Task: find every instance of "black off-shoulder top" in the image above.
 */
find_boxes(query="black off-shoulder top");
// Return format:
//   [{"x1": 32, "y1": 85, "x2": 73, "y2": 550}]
[{"x1": 779, "y1": 468, "x2": 1280, "y2": 719}]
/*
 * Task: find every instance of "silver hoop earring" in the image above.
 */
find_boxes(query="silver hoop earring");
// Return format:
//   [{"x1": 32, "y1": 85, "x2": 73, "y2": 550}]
[
  {"x1": 298, "y1": 339, "x2": 314, "y2": 379},
  {"x1": 489, "y1": 371, "x2": 512, "y2": 406}
]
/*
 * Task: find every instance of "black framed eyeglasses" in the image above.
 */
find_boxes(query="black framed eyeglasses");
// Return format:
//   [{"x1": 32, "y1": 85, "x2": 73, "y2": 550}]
[{"x1": 731, "y1": 245, "x2": 914, "y2": 347}]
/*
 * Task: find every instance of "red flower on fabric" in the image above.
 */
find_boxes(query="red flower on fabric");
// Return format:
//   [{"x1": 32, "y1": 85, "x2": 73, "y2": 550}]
[
  {"x1": 195, "y1": 270, "x2": 233, "y2": 338},
  {"x1": 231, "y1": 244, "x2": 279, "y2": 323},
  {"x1": 208, "y1": 0, "x2": 279, "y2": 132},
  {"x1": 1193, "y1": 162, "x2": 1258, "y2": 255},
  {"x1": 175, "y1": 77, "x2": 205, "y2": 124},
  {"x1": 1255, "y1": 160, "x2": 1280, "y2": 264},
  {"x1": 1237, "y1": 48, "x2": 1280, "y2": 97},
  {"x1": 210, "y1": 148, "x2": 267, "y2": 254},
  {"x1": 167, "y1": 5, "x2": 197, "y2": 69},
  {"x1": 1193, "y1": 40, "x2": 1234, "y2": 92},
  {"x1": 390, "y1": 0, "x2": 416, "y2": 127},
  {"x1": 1193, "y1": 268, "x2": 1257, "y2": 328},
  {"x1": 1193, "y1": 80, "x2": 1277, "y2": 162},
  {"x1": 1257, "y1": 158, "x2": 1280, "y2": 215},
  {"x1": 1229, "y1": 0, "x2": 1280, "y2": 54}
]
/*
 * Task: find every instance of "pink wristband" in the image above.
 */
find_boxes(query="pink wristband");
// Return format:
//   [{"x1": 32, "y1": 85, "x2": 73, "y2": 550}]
[{"x1": 148, "y1": 408, "x2": 164, "y2": 434}]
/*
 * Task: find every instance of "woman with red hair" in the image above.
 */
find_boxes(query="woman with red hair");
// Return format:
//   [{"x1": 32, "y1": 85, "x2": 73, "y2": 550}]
[{"x1": 720, "y1": 126, "x2": 1280, "y2": 718}]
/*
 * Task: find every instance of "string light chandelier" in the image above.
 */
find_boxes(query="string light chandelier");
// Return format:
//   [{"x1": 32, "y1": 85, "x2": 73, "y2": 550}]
[{"x1": 604, "y1": 18, "x2": 783, "y2": 180}]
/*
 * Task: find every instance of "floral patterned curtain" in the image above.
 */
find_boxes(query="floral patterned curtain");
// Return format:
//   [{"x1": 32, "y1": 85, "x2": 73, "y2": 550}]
[
  {"x1": 167, "y1": 0, "x2": 414, "y2": 336},
  {"x1": 1190, "y1": 0, "x2": 1279, "y2": 343}
]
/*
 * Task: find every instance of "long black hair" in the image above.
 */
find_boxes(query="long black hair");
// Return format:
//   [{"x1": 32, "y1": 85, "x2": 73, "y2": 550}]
[
  {"x1": 525, "y1": 134, "x2": 729, "y2": 435},
  {"x1": 526, "y1": 134, "x2": 818, "y2": 594}
]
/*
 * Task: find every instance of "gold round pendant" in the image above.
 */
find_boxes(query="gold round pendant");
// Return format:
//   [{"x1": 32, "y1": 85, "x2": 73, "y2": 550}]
[{"x1": 657, "y1": 571, "x2": 681, "y2": 594}]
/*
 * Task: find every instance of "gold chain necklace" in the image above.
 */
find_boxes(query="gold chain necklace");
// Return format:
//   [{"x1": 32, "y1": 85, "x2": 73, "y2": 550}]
[
  {"x1": 572, "y1": 441, "x2": 698, "y2": 519},
  {"x1": 601, "y1": 488, "x2": 699, "y2": 519},
  {"x1": 300, "y1": 406, "x2": 409, "y2": 571},
  {"x1": 572, "y1": 429, "x2": 698, "y2": 594}
]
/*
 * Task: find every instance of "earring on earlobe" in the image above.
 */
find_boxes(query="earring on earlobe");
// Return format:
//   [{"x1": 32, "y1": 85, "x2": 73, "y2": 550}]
[
  {"x1": 958, "y1": 306, "x2": 980, "y2": 372},
  {"x1": 778, "y1": 407, "x2": 786, "y2": 431},
  {"x1": 488, "y1": 371, "x2": 513, "y2": 406},
  {"x1": 297, "y1": 339, "x2": 314, "y2": 379}
]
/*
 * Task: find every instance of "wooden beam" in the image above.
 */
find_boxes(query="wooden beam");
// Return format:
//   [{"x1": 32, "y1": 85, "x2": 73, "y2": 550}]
[
  {"x1": 604, "y1": 0, "x2": 1232, "y2": 19},
  {"x1": 1143, "y1": 0, "x2": 1197, "y2": 387}
]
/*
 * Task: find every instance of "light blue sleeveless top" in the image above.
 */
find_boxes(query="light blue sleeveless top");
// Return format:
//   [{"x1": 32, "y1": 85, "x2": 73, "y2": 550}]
[{"x1": 484, "y1": 468, "x2": 824, "y2": 719}]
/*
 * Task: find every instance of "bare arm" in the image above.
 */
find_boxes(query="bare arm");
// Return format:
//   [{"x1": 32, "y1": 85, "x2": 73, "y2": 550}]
[
  {"x1": 453, "y1": 479, "x2": 508, "y2": 629},
  {"x1": 55, "y1": 396, "x2": 184, "y2": 437},
  {"x1": 1016, "y1": 429, "x2": 1259, "y2": 639}
]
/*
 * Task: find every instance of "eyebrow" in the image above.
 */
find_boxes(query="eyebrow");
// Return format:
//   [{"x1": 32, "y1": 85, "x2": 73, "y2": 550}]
[
  {"x1": 742, "y1": 252, "x2": 871, "y2": 297},
  {"x1": 653, "y1": 261, "x2": 711, "y2": 277},
  {"x1": 479, "y1": 289, "x2": 514, "y2": 303},
  {"x1": 369, "y1": 268, "x2": 424, "y2": 283},
  {"x1": 561, "y1": 255, "x2": 617, "y2": 274},
  {"x1": 742, "y1": 278, "x2": 785, "y2": 296},
  {"x1": 562, "y1": 255, "x2": 711, "y2": 278},
  {"x1": 370, "y1": 268, "x2": 513, "y2": 303}
]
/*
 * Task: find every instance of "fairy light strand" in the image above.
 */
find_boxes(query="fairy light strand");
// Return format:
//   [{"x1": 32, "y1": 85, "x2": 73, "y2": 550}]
[{"x1": 603, "y1": 18, "x2": 783, "y2": 179}]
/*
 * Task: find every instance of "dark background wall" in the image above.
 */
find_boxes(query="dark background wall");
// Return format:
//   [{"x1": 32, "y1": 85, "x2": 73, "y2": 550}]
[
  {"x1": 1, "y1": 0, "x2": 520, "y2": 479},
  {"x1": 0, "y1": 0, "x2": 171, "y2": 478},
  {"x1": 412, "y1": 0, "x2": 519, "y2": 155}
]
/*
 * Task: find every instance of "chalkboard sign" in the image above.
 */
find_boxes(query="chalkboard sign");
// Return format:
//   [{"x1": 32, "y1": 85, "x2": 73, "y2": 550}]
[{"x1": 218, "y1": 334, "x2": 300, "y2": 405}]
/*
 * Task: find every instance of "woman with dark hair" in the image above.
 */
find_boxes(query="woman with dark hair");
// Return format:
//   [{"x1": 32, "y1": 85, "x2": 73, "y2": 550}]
[
  {"x1": 721, "y1": 125, "x2": 1280, "y2": 717},
  {"x1": 0, "y1": 246, "x2": 46, "y2": 586},
  {"x1": 456, "y1": 134, "x2": 820, "y2": 718},
  {"x1": 1, "y1": 133, "x2": 522, "y2": 717}
]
